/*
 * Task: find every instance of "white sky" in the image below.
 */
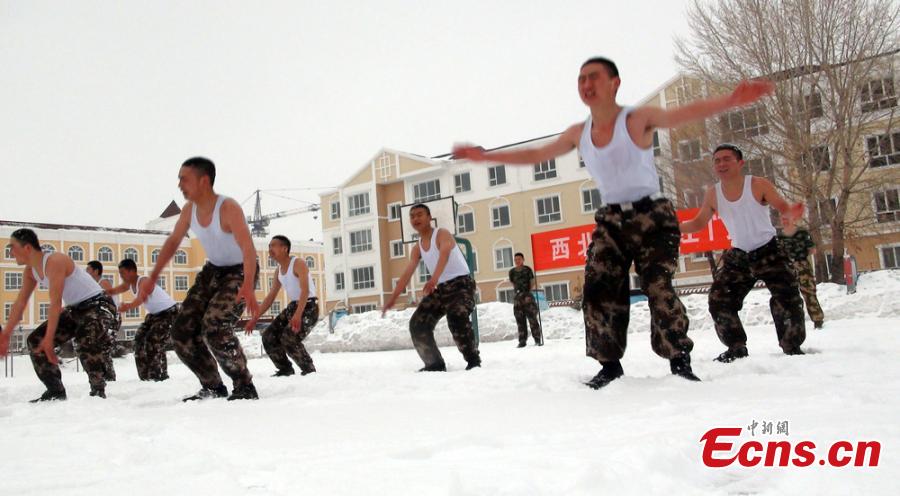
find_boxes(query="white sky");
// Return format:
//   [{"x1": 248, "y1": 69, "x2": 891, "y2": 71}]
[{"x1": 1, "y1": 0, "x2": 692, "y2": 242}]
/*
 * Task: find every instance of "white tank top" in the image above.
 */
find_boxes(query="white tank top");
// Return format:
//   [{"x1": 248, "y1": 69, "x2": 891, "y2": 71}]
[
  {"x1": 190, "y1": 195, "x2": 244, "y2": 266},
  {"x1": 278, "y1": 257, "x2": 317, "y2": 302},
  {"x1": 132, "y1": 276, "x2": 177, "y2": 315},
  {"x1": 31, "y1": 252, "x2": 103, "y2": 307},
  {"x1": 578, "y1": 108, "x2": 661, "y2": 204},
  {"x1": 418, "y1": 228, "x2": 470, "y2": 284},
  {"x1": 715, "y1": 176, "x2": 777, "y2": 252}
]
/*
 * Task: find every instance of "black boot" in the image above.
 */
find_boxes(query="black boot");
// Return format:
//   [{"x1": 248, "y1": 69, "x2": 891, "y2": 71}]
[
  {"x1": 90, "y1": 387, "x2": 107, "y2": 399},
  {"x1": 714, "y1": 346, "x2": 749, "y2": 363},
  {"x1": 417, "y1": 362, "x2": 447, "y2": 372},
  {"x1": 813, "y1": 321, "x2": 824, "y2": 329},
  {"x1": 670, "y1": 353, "x2": 701, "y2": 382},
  {"x1": 585, "y1": 361, "x2": 624, "y2": 390},
  {"x1": 300, "y1": 369, "x2": 316, "y2": 376},
  {"x1": 227, "y1": 383, "x2": 259, "y2": 401},
  {"x1": 29, "y1": 389, "x2": 67, "y2": 403},
  {"x1": 182, "y1": 384, "x2": 228, "y2": 402},
  {"x1": 272, "y1": 367, "x2": 295, "y2": 377},
  {"x1": 465, "y1": 359, "x2": 481, "y2": 370},
  {"x1": 784, "y1": 347, "x2": 805, "y2": 356},
  {"x1": 516, "y1": 342, "x2": 526, "y2": 348}
]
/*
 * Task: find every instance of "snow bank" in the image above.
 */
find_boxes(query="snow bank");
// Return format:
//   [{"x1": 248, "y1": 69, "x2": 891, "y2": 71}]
[{"x1": 238, "y1": 269, "x2": 900, "y2": 357}]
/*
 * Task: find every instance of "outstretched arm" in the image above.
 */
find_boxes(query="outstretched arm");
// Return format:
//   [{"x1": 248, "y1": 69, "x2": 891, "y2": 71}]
[
  {"x1": 383, "y1": 245, "x2": 421, "y2": 316},
  {"x1": 452, "y1": 124, "x2": 581, "y2": 165},
  {"x1": 680, "y1": 187, "x2": 717, "y2": 234},
  {"x1": 754, "y1": 177, "x2": 804, "y2": 228},
  {"x1": 638, "y1": 79, "x2": 774, "y2": 131},
  {"x1": 221, "y1": 198, "x2": 260, "y2": 321},
  {"x1": 141, "y1": 206, "x2": 192, "y2": 296}
]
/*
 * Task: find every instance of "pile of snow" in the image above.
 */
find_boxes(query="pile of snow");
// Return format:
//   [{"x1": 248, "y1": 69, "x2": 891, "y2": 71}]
[{"x1": 239, "y1": 269, "x2": 900, "y2": 357}]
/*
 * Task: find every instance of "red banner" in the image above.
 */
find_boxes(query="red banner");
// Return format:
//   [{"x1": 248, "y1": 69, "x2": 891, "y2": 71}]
[{"x1": 530, "y1": 208, "x2": 732, "y2": 271}]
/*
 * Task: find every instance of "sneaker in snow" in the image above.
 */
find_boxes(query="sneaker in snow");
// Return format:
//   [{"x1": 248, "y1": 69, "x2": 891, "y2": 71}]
[{"x1": 182, "y1": 385, "x2": 228, "y2": 402}]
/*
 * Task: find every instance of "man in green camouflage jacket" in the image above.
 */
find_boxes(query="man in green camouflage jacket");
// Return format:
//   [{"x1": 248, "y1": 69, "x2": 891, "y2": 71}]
[
  {"x1": 509, "y1": 253, "x2": 543, "y2": 347},
  {"x1": 778, "y1": 226, "x2": 825, "y2": 329}
]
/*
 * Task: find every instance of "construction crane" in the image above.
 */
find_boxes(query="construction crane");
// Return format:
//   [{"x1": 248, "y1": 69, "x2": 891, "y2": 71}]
[{"x1": 246, "y1": 189, "x2": 320, "y2": 238}]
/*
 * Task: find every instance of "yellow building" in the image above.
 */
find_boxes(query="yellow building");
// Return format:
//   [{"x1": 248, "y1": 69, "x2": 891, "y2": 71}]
[{"x1": 1, "y1": 203, "x2": 324, "y2": 352}]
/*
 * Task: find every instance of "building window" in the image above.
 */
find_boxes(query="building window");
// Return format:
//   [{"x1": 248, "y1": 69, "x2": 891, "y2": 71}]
[
  {"x1": 335, "y1": 272, "x2": 345, "y2": 291},
  {"x1": 413, "y1": 179, "x2": 441, "y2": 202},
  {"x1": 67, "y1": 246, "x2": 84, "y2": 262},
  {"x1": 488, "y1": 165, "x2": 506, "y2": 186},
  {"x1": 582, "y1": 187, "x2": 602, "y2": 213},
  {"x1": 330, "y1": 201, "x2": 341, "y2": 220},
  {"x1": 101, "y1": 274, "x2": 115, "y2": 286},
  {"x1": 332, "y1": 236, "x2": 343, "y2": 255},
  {"x1": 174, "y1": 275, "x2": 189, "y2": 291},
  {"x1": 874, "y1": 188, "x2": 900, "y2": 223},
  {"x1": 491, "y1": 204, "x2": 511, "y2": 228},
  {"x1": 124, "y1": 329, "x2": 136, "y2": 340},
  {"x1": 881, "y1": 245, "x2": 900, "y2": 269},
  {"x1": 267, "y1": 276, "x2": 274, "y2": 290},
  {"x1": 579, "y1": 155, "x2": 586, "y2": 168},
  {"x1": 678, "y1": 139, "x2": 702, "y2": 162},
  {"x1": 535, "y1": 196, "x2": 562, "y2": 224},
  {"x1": 860, "y1": 78, "x2": 897, "y2": 113},
  {"x1": 174, "y1": 250, "x2": 188, "y2": 265},
  {"x1": 305, "y1": 256, "x2": 315, "y2": 269},
  {"x1": 454, "y1": 172, "x2": 471, "y2": 193},
  {"x1": 533, "y1": 159, "x2": 557, "y2": 181},
  {"x1": 98, "y1": 246, "x2": 114, "y2": 262},
  {"x1": 125, "y1": 307, "x2": 141, "y2": 319},
  {"x1": 4, "y1": 302, "x2": 12, "y2": 320},
  {"x1": 4, "y1": 244, "x2": 12, "y2": 259},
  {"x1": 418, "y1": 259, "x2": 431, "y2": 284},
  {"x1": 720, "y1": 105, "x2": 768, "y2": 140},
  {"x1": 494, "y1": 246, "x2": 514, "y2": 270},
  {"x1": 542, "y1": 282, "x2": 570, "y2": 302},
  {"x1": 151, "y1": 249, "x2": 161, "y2": 264},
  {"x1": 41, "y1": 244, "x2": 55, "y2": 254},
  {"x1": 388, "y1": 203, "x2": 402, "y2": 221},
  {"x1": 349, "y1": 229, "x2": 373, "y2": 253},
  {"x1": 38, "y1": 303, "x2": 50, "y2": 321},
  {"x1": 5, "y1": 272, "x2": 23, "y2": 290},
  {"x1": 123, "y1": 248, "x2": 139, "y2": 262},
  {"x1": 352, "y1": 303, "x2": 378, "y2": 314},
  {"x1": 254, "y1": 277, "x2": 261, "y2": 290},
  {"x1": 390, "y1": 240, "x2": 405, "y2": 259},
  {"x1": 348, "y1": 192, "x2": 371, "y2": 217},
  {"x1": 652, "y1": 130, "x2": 662, "y2": 157},
  {"x1": 746, "y1": 156, "x2": 776, "y2": 182},
  {"x1": 392, "y1": 277, "x2": 407, "y2": 295},
  {"x1": 866, "y1": 133, "x2": 900, "y2": 168},
  {"x1": 795, "y1": 91, "x2": 824, "y2": 120},
  {"x1": 156, "y1": 277, "x2": 167, "y2": 290},
  {"x1": 268, "y1": 256, "x2": 278, "y2": 268},
  {"x1": 457, "y1": 211, "x2": 475, "y2": 234},
  {"x1": 352, "y1": 267, "x2": 376, "y2": 290},
  {"x1": 497, "y1": 288, "x2": 516, "y2": 303},
  {"x1": 803, "y1": 145, "x2": 831, "y2": 171},
  {"x1": 816, "y1": 197, "x2": 837, "y2": 224},
  {"x1": 270, "y1": 300, "x2": 282, "y2": 316}
]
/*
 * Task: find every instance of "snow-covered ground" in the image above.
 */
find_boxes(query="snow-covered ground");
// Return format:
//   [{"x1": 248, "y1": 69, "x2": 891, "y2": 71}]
[{"x1": 1, "y1": 271, "x2": 898, "y2": 495}]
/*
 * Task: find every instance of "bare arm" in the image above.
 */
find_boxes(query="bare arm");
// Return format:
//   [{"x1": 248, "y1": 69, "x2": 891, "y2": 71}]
[
  {"x1": 383, "y1": 245, "x2": 421, "y2": 315},
  {"x1": 640, "y1": 79, "x2": 775, "y2": 131},
  {"x1": 289, "y1": 260, "x2": 311, "y2": 331},
  {"x1": 106, "y1": 281, "x2": 131, "y2": 296},
  {"x1": 120, "y1": 277, "x2": 150, "y2": 312},
  {"x1": 680, "y1": 187, "x2": 717, "y2": 234},
  {"x1": 221, "y1": 198, "x2": 260, "y2": 318},
  {"x1": 148, "y1": 205, "x2": 192, "y2": 283},
  {"x1": 452, "y1": 124, "x2": 581, "y2": 165},
  {"x1": 0, "y1": 270, "x2": 38, "y2": 353},
  {"x1": 753, "y1": 177, "x2": 804, "y2": 227},
  {"x1": 35, "y1": 254, "x2": 70, "y2": 364},
  {"x1": 257, "y1": 278, "x2": 282, "y2": 318}
]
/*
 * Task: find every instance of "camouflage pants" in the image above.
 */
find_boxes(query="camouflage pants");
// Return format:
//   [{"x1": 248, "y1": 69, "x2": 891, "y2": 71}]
[
  {"x1": 171, "y1": 263, "x2": 254, "y2": 389},
  {"x1": 792, "y1": 259, "x2": 825, "y2": 324},
  {"x1": 77, "y1": 297, "x2": 118, "y2": 381},
  {"x1": 513, "y1": 291, "x2": 542, "y2": 344},
  {"x1": 134, "y1": 304, "x2": 178, "y2": 381},
  {"x1": 709, "y1": 239, "x2": 806, "y2": 352},
  {"x1": 409, "y1": 275, "x2": 479, "y2": 367},
  {"x1": 583, "y1": 198, "x2": 693, "y2": 363},
  {"x1": 262, "y1": 299, "x2": 319, "y2": 374},
  {"x1": 28, "y1": 295, "x2": 117, "y2": 393}
]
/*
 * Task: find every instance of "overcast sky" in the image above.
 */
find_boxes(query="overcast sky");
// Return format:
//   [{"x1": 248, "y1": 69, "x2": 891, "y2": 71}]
[{"x1": 1, "y1": 0, "x2": 693, "y2": 242}]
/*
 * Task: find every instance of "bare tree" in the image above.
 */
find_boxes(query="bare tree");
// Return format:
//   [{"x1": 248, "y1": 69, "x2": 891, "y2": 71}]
[{"x1": 676, "y1": 0, "x2": 900, "y2": 282}]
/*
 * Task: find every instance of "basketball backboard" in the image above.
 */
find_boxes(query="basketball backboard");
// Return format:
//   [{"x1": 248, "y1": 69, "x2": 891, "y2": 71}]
[{"x1": 400, "y1": 196, "x2": 458, "y2": 243}]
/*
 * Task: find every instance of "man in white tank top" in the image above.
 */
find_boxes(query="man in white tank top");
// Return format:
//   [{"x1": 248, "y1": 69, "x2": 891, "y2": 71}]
[
  {"x1": 85, "y1": 260, "x2": 119, "y2": 382},
  {"x1": 244, "y1": 235, "x2": 319, "y2": 377},
  {"x1": 453, "y1": 57, "x2": 774, "y2": 389},
  {"x1": 681, "y1": 144, "x2": 807, "y2": 362},
  {"x1": 0, "y1": 228, "x2": 117, "y2": 402},
  {"x1": 141, "y1": 157, "x2": 261, "y2": 401},
  {"x1": 107, "y1": 258, "x2": 178, "y2": 381},
  {"x1": 383, "y1": 204, "x2": 480, "y2": 371}
]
